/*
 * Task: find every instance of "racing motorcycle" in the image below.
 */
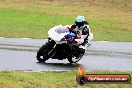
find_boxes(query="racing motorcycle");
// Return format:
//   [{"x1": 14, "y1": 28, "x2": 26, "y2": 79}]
[{"x1": 36, "y1": 25, "x2": 93, "y2": 63}]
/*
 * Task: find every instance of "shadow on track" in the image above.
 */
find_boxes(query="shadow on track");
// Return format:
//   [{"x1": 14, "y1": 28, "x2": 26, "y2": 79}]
[{"x1": 36, "y1": 62, "x2": 82, "y2": 70}]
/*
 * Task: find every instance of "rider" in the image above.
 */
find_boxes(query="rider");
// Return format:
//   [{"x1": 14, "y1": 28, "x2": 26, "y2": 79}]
[{"x1": 66, "y1": 15, "x2": 90, "y2": 46}]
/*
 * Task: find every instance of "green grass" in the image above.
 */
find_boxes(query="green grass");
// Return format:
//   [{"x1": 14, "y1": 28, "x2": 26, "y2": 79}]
[
  {"x1": 0, "y1": 8, "x2": 74, "y2": 38},
  {"x1": 0, "y1": 71, "x2": 132, "y2": 88},
  {"x1": 0, "y1": 0, "x2": 132, "y2": 41}
]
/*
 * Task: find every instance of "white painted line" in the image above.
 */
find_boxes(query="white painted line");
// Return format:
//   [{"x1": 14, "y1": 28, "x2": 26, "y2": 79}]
[
  {"x1": 97, "y1": 41, "x2": 109, "y2": 42},
  {"x1": 0, "y1": 37, "x2": 4, "y2": 38},
  {"x1": 20, "y1": 38, "x2": 31, "y2": 39}
]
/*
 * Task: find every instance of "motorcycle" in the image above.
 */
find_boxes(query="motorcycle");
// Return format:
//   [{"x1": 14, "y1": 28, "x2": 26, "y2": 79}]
[{"x1": 36, "y1": 25, "x2": 93, "y2": 63}]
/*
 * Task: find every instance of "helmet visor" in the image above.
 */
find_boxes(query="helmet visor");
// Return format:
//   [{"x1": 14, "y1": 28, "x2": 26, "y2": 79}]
[{"x1": 75, "y1": 22, "x2": 84, "y2": 27}]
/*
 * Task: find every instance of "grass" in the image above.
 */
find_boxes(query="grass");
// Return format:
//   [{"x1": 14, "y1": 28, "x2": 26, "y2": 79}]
[
  {"x1": 0, "y1": 71, "x2": 132, "y2": 88},
  {"x1": 0, "y1": 7, "x2": 74, "y2": 38},
  {"x1": 0, "y1": 0, "x2": 132, "y2": 41}
]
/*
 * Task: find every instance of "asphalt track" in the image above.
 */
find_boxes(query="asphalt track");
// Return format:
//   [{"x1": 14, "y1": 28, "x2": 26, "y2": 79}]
[{"x1": 0, "y1": 38, "x2": 132, "y2": 72}]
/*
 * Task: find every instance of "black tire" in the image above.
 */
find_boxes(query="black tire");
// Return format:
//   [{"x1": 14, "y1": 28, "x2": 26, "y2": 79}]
[
  {"x1": 68, "y1": 54, "x2": 84, "y2": 63},
  {"x1": 68, "y1": 48, "x2": 85, "y2": 63},
  {"x1": 36, "y1": 43, "x2": 50, "y2": 62}
]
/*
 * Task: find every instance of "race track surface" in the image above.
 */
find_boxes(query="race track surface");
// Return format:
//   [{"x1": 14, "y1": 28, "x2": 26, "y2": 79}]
[{"x1": 0, "y1": 38, "x2": 132, "y2": 71}]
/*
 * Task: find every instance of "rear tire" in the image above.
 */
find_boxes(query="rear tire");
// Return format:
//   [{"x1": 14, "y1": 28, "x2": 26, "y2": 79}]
[
  {"x1": 36, "y1": 43, "x2": 50, "y2": 62},
  {"x1": 67, "y1": 48, "x2": 85, "y2": 63},
  {"x1": 68, "y1": 54, "x2": 84, "y2": 63}
]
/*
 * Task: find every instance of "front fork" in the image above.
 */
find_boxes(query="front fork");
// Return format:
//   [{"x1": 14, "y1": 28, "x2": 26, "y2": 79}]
[{"x1": 47, "y1": 44, "x2": 56, "y2": 57}]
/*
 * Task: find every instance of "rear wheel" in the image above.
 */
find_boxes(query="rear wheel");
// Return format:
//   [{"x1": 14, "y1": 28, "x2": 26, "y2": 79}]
[
  {"x1": 68, "y1": 53, "x2": 84, "y2": 63},
  {"x1": 36, "y1": 43, "x2": 50, "y2": 62},
  {"x1": 67, "y1": 48, "x2": 85, "y2": 63}
]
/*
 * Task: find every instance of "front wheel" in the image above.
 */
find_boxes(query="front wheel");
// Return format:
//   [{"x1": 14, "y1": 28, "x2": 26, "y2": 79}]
[{"x1": 36, "y1": 43, "x2": 50, "y2": 62}]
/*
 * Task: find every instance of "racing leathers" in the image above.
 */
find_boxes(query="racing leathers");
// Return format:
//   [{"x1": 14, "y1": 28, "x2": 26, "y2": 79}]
[{"x1": 67, "y1": 21, "x2": 90, "y2": 46}]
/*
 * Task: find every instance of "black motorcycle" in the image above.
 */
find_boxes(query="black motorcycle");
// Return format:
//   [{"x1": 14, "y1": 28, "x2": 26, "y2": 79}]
[
  {"x1": 36, "y1": 37, "x2": 85, "y2": 63},
  {"x1": 36, "y1": 25, "x2": 91, "y2": 63}
]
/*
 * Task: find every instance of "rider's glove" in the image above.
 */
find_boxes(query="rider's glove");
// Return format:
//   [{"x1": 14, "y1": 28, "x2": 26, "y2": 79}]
[
  {"x1": 66, "y1": 38, "x2": 74, "y2": 43},
  {"x1": 66, "y1": 33, "x2": 75, "y2": 43}
]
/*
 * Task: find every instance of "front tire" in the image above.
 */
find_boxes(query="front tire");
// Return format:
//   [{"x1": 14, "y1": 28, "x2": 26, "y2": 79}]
[{"x1": 36, "y1": 43, "x2": 50, "y2": 62}]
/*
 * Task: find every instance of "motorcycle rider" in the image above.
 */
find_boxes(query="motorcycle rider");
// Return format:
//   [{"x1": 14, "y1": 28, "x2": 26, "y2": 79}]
[{"x1": 66, "y1": 15, "x2": 90, "y2": 46}]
